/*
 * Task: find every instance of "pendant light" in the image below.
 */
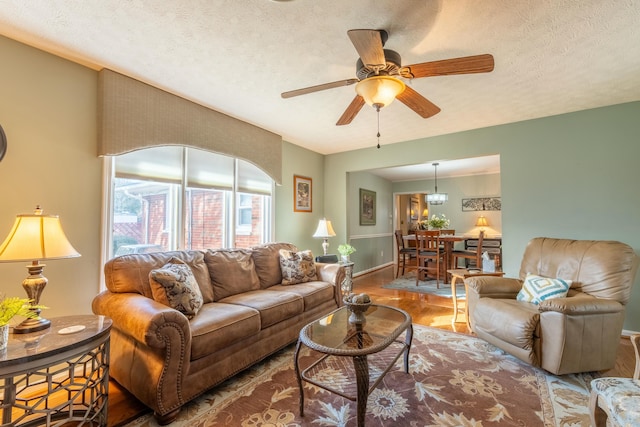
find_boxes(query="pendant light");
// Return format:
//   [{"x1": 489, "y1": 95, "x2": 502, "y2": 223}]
[{"x1": 426, "y1": 162, "x2": 448, "y2": 205}]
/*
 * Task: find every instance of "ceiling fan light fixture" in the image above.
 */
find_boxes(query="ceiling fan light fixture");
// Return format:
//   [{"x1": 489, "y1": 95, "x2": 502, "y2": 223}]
[{"x1": 355, "y1": 76, "x2": 405, "y2": 108}]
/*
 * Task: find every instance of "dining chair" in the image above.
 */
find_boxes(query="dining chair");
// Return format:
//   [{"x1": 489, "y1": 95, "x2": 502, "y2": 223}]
[
  {"x1": 589, "y1": 334, "x2": 640, "y2": 426},
  {"x1": 394, "y1": 230, "x2": 416, "y2": 278},
  {"x1": 415, "y1": 230, "x2": 445, "y2": 287},
  {"x1": 452, "y1": 230, "x2": 485, "y2": 270}
]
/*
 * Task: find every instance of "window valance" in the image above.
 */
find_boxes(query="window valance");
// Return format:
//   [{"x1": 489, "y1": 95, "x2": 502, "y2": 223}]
[{"x1": 98, "y1": 69, "x2": 282, "y2": 185}]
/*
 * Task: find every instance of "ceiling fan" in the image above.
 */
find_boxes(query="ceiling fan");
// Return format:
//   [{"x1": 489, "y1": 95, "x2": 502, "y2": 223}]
[{"x1": 281, "y1": 29, "x2": 494, "y2": 126}]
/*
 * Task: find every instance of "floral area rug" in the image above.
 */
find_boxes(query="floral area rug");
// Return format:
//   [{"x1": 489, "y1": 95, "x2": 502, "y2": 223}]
[{"x1": 124, "y1": 325, "x2": 597, "y2": 427}]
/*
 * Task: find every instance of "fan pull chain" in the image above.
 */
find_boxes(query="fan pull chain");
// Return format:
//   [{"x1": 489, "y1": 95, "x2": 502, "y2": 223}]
[{"x1": 376, "y1": 105, "x2": 381, "y2": 149}]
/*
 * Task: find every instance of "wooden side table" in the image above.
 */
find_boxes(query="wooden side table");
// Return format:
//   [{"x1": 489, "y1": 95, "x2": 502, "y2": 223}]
[
  {"x1": 447, "y1": 269, "x2": 506, "y2": 328},
  {"x1": 0, "y1": 315, "x2": 112, "y2": 426}
]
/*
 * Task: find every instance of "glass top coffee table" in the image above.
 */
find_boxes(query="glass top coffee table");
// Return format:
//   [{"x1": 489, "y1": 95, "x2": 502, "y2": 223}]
[{"x1": 294, "y1": 304, "x2": 412, "y2": 427}]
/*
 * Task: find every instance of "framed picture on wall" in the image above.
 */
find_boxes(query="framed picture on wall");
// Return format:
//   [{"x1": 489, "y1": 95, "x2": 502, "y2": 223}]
[
  {"x1": 461, "y1": 197, "x2": 501, "y2": 211},
  {"x1": 410, "y1": 197, "x2": 419, "y2": 220},
  {"x1": 359, "y1": 188, "x2": 376, "y2": 225},
  {"x1": 293, "y1": 175, "x2": 312, "y2": 212}
]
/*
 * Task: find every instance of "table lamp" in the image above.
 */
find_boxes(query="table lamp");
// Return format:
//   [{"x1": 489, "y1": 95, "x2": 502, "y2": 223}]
[
  {"x1": 0, "y1": 206, "x2": 80, "y2": 334},
  {"x1": 313, "y1": 218, "x2": 336, "y2": 256},
  {"x1": 476, "y1": 216, "x2": 489, "y2": 232}
]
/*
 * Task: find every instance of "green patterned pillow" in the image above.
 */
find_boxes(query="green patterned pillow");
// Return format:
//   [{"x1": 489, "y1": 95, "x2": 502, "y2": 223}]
[
  {"x1": 279, "y1": 249, "x2": 317, "y2": 285},
  {"x1": 149, "y1": 258, "x2": 204, "y2": 318},
  {"x1": 517, "y1": 273, "x2": 572, "y2": 304}
]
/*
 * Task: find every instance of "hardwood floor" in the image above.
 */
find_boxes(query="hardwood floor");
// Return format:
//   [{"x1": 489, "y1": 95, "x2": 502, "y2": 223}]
[{"x1": 107, "y1": 265, "x2": 636, "y2": 426}]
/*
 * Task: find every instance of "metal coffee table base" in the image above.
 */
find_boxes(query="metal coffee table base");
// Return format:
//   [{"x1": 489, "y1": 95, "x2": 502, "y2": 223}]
[{"x1": 295, "y1": 322, "x2": 413, "y2": 427}]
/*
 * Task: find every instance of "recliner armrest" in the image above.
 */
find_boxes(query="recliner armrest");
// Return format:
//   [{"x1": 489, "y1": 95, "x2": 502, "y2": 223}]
[
  {"x1": 466, "y1": 276, "x2": 522, "y2": 298},
  {"x1": 538, "y1": 296, "x2": 624, "y2": 315}
]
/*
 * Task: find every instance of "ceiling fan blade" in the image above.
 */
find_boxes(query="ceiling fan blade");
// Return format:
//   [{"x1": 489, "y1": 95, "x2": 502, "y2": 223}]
[
  {"x1": 396, "y1": 86, "x2": 441, "y2": 118},
  {"x1": 281, "y1": 78, "x2": 359, "y2": 99},
  {"x1": 347, "y1": 29, "x2": 386, "y2": 69},
  {"x1": 336, "y1": 95, "x2": 365, "y2": 126},
  {"x1": 404, "y1": 54, "x2": 494, "y2": 78}
]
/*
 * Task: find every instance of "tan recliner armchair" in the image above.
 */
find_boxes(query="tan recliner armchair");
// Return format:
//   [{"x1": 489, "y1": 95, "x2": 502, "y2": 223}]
[{"x1": 467, "y1": 237, "x2": 639, "y2": 375}]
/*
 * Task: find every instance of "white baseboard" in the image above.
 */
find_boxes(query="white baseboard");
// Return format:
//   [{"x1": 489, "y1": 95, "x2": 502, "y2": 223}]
[
  {"x1": 353, "y1": 262, "x2": 393, "y2": 278},
  {"x1": 622, "y1": 329, "x2": 640, "y2": 337}
]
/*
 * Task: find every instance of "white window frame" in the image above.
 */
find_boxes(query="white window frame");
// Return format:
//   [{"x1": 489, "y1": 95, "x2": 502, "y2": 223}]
[{"x1": 100, "y1": 149, "x2": 275, "y2": 291}]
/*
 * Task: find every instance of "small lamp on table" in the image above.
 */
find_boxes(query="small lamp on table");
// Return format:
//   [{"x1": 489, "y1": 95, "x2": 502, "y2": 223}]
[
  {"x1": 313, "y1": 218, "x2": 336, "y2": 256},
  {"x1": 475, "y1": 216, "x2": 489, "y2": 233},
  {"x1": 0, "y1": 206, "x2": 81, "y2": 334}
]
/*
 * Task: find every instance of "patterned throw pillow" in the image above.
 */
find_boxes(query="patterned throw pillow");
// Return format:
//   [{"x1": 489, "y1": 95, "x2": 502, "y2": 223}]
[
  {"x1": 149, "y1": 258, "x2": 204, "y2": 318},
  {"x1": 516, "y1": 273, "x2": 572, "y2": 304},
  {"x1": 279, "y1": 249, "x2": 317, "y2": 285}
]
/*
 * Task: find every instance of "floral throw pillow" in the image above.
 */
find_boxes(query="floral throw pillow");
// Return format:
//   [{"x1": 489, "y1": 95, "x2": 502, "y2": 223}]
[
  {"x1": 516, "y1": 273, "x2": 572, "y2": 305},
  {"x1": 279, "y1": 249, "x2": 317, "y2": 285},
  {"x1": 149, "y1": 258, "x2": 204, "y2": 318}
]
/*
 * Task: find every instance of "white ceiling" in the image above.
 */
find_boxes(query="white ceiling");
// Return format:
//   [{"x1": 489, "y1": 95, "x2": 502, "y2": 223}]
[
  {"x1": 1, "y1": 0, "x2": 639, "y2": 165},
  {"x1": 368, "y1": 154, "x2": 500, "y2": 182}
]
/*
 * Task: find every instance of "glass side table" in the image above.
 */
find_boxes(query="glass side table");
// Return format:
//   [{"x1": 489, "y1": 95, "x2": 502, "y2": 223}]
[{"x1": 0, "y1": 315, "x2": 112, "y2": 426}]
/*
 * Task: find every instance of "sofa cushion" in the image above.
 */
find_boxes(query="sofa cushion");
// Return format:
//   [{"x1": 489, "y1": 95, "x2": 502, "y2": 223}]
[
  {"x1": 252, "y1": 242, "x2": 298, "y2": 288},
  {"x1": 205, "y1": 249, "x2": 260, "y2": 300},
  {"x1": 149, "y1": 258, "x2": 204, "y2": 319},
  {"x1": 517, "y1": 273, "x2": 571, "y2": 304},
  {"x1": 279, "y1": 249, "x2": 317, "y2": 285},
  {"x1": 189, "y1": 303, "x2": 261, "y2": 360},
  {"x1": 104, "y1": 250, "x2": 214, "y2": 302},
  {"x1": 219, "y1": 290, "x2": 304, "y2": 329},
  {"x1": 269, "y1": 281, "x2": 335, "y2": 311}
]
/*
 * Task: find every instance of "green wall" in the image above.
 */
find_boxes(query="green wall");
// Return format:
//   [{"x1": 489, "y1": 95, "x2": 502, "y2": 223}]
[
  {"x1": 321, "y1": 102, "x2": 640, "y2": 332},
  {"x1": 274, "y1": 141, "x2": 326, "y2": 254},
  {"x1": 346, "y1": 171, "x2": 394, "y2": 272}
]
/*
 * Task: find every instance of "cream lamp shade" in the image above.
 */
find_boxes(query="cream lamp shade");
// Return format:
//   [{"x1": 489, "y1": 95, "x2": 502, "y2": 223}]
[
  {"x1": 476, "y1": 216, "x2": 489, "y2": 233},
  {"x1": 313, "y1": 218, "x2": 336, "y2": 256},
  {"x1": 0, "y1": 206, "x2": 80, "y2": 333},
  {"x1": 475, "y1": 216, "x2": 489, "y2": 228},
  {"x1": 355, "y1": 76, "x2": 406, "y2": 108}
]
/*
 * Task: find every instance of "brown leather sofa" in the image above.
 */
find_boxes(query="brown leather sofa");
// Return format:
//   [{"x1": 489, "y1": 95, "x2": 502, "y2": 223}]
[
  {"x1": 467, "y1": 237, "x2": 639, "y2": 375},
  {"x1": 92, "y1": 242, "x2": 345, "y2": 424}
]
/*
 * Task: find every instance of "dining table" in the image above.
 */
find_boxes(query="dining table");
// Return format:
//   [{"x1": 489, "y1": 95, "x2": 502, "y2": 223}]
[{"x1": 403, "y1": 233, "x2": 467, "y2": 284}]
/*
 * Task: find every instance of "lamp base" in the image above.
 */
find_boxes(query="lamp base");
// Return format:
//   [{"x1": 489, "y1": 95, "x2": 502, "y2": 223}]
[
  {"x1": 13, "y1": 316, "x2": 51, "y2": 334},
  {"x1": 322, "y1": 239, "x2": 330, "y2": 256}
]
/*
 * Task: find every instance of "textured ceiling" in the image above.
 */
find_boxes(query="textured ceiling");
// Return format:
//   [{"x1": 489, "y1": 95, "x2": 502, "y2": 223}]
[{"x1": 0, "y1": 0, "x2": 639, "y2": 159}]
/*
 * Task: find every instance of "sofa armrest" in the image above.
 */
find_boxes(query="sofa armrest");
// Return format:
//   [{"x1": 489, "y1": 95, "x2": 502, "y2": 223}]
[
  {"x1": 315, "y1": 262, "x2": 347, "y2": 306},
  {"x1": 466, "y1": 276, "x2": 523, "y2": 298},
  {"x1": 538, "y1": 296, "x2": 624, "y2": 315},
  {"x1": 92, "y1": 291, "x2": 191, "y2": 349}
]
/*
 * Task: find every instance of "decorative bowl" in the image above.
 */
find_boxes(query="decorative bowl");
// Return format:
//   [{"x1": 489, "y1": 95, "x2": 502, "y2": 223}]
[{"x1": 343, "y1": 298, "x2": 372, "y2": 324}]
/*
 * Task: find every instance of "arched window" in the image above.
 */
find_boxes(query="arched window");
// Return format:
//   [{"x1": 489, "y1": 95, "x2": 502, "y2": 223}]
[{"x1": 104, "y1": 146, "x2": 273, "y2": 260}]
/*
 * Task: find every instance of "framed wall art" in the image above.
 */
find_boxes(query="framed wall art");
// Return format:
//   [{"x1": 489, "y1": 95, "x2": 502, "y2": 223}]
[
  {"x1": 359, "y1": 188, "x2": 376, "y2": 225},
  {"x1": 293, "y1": 175, "x2": 312, "y2": 212},
  {"x1": 461, "y1": 197, "x2": 501, "y2": 211},
  {"x1": 410, "y1": 197, "x2": 419, "y2": 220}
]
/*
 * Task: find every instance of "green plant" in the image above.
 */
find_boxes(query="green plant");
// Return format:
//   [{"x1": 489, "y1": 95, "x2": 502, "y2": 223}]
[
  {"x1": 337, "y1": 243, "x2": 356, "y2": 256},
  {"x1": 426, "y1": 213, "x2": 451, "y2": 230},
  {"x1": 0, "y1": 296, "x2": 45, "y2": 327}
]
